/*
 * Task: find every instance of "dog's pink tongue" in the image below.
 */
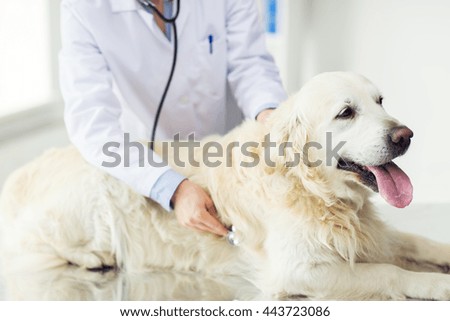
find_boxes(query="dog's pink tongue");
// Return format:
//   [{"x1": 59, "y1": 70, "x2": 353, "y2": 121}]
[{"x1": 366, "y1": 162, "x2": 413, "y2": 208}]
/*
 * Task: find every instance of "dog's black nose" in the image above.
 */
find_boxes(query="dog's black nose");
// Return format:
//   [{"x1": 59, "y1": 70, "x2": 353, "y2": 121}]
[{"x1": 388, "y1": 126, "x2": 414, "y2": 157}]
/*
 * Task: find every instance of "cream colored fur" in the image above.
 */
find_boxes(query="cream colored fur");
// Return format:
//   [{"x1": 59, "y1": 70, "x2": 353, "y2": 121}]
[{"x1": 2, "y1": 72, "x2": 450, "y2": 300}]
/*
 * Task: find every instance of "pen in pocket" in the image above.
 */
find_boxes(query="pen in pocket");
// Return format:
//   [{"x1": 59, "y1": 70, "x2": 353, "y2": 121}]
[{"x1": 208, "y1": 34, "x2": 213, "y2": 54}]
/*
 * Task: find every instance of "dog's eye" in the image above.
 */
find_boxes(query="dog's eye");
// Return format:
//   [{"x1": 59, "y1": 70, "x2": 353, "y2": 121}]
[{"x1": 336, "y1": 106, "x2": 355, "y2": 119}]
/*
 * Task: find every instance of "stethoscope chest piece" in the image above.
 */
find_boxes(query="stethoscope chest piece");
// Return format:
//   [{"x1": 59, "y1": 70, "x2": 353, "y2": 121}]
[{"x1": 226, "y1": 225, "x2": 240, "y2": 247}]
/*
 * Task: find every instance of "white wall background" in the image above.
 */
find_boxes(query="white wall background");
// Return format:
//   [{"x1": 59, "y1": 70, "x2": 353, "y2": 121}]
[
  {"x1": 268, "y1": 0, "x2": 450, "y2": 205},
  {"x1": 0, "y1": 1, "x2": 54, "y2": 116}
]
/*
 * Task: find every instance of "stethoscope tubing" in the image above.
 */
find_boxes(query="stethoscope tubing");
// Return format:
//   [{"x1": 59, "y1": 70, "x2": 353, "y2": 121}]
[{"x1": 137, "y1": 0, "x2": 181, "y2": 149}]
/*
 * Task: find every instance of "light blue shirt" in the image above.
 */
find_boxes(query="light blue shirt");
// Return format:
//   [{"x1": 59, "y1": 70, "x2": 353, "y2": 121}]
[
  {"x1": 150, "y1": 0, "x2": 172, "y2": 41},
  {"x1": 150, "y1": 169, "x2": 186, "y2": 211},
  {"x1": 162, "y1": 0, "x2": 172, "y2": 41}
]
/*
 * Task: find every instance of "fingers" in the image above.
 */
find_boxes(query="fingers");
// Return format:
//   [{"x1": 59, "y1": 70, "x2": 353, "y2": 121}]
[
  {"x1": 256, "y1": 108, "x2": 275, "y2": 124},
  {"x1": 205, "y1": 201, "x2": 217, "y2": 217},
  {"x1": 200, "y1": 209, "x2": 228, "y2": 236},
  {"x1": 179, "y1": 208, "x2": 228, "y2": 236},
  {"x1": 172, "y1": 180, "x2": 228, "y2": 236},
  {"x1": 188, "y1": 210, "x2": 228, "y2": 236},
  {"x1": 204, "y1": 201, "x2": 228, "y2": 236}
]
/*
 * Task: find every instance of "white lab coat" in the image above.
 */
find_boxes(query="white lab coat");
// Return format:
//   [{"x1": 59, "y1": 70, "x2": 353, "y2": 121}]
[{"x1": 59, "y1": 0, "x2": 287, "y2": 200}]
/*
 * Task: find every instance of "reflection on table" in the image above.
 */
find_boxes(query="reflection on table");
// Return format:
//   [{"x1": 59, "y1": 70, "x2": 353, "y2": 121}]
[{"x1": 1, "y1": 265, "x2": 263, "y2": 301}]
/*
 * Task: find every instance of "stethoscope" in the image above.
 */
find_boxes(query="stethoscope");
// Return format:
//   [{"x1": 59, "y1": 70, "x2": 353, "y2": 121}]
[
  {"x1": 137, "y1": 0, "x2": 240, "y2": 247},
  {"x1": 137, "y1": 0, "x2": 180, "y2": 151}
]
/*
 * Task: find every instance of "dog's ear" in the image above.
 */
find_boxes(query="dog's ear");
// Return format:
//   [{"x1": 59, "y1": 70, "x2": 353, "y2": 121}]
[
  {"x1": 268, "y1": 96, "x2": 310, "y2": 171},
  {"x1": 268, "y1": 97, "x2": 337, "y2": 205}
]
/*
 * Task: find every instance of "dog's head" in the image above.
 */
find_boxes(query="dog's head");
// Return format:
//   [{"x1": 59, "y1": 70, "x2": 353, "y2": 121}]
[{"x1": 270, "y1": 72, "x2": 413, "y2": 208}]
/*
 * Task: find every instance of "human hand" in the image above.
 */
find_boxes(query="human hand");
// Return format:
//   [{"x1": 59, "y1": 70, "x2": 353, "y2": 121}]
[
  {"x1": 256, "y1": 108, "x2": 275, "y2": 123},
  {"x1": 171, "y1": 180, "x2": 228, "y2": 236}
]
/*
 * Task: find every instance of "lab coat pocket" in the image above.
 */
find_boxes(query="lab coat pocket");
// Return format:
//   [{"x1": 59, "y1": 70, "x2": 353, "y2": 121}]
[{"x1": 191, "y1": 36, "x2": 227, "y2": 100}]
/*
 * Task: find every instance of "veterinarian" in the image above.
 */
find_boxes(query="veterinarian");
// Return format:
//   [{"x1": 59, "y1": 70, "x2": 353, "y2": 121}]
[{"x1": 59, "y1": 0, "x2": 287, "y2": 237}]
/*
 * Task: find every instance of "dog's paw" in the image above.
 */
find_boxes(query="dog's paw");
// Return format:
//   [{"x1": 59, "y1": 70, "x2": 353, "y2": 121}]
[
  {"x1": 425, "y1": 282, "x2": 450, "y2": 300},
  {"x1": 403, "y1": 274, "x2": 450, "y2": 300},
  {"x1": 93, "y1": 250, "x2": 116, "y2": 268},
  {"x1": 63, "y1": 250, "x2": 116, "y2": 270}
]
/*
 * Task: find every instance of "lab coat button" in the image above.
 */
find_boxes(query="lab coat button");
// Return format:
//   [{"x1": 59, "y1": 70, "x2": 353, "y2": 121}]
[{"x1": 180, "y1": 96, "x2": 190, "y2": 104}]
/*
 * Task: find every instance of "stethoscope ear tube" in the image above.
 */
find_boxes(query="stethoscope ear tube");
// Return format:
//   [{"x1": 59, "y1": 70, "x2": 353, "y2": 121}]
[{"x1": 137, "y1": 0, "x2": 181, "y2": 150}]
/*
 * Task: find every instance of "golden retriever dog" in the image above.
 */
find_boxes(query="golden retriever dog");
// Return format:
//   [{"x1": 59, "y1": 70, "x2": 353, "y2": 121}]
[{"x1": 1, "y1": 72, "x2": 450, "y2": 300}]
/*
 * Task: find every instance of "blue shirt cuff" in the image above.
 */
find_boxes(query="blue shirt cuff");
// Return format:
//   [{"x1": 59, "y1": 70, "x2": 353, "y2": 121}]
[
  {"x1": 254, "y1": 103, "x2": 278, "y2": 120},
  {"x1": 150, "y1": 169, "x2": 186, "y2": 212}
]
